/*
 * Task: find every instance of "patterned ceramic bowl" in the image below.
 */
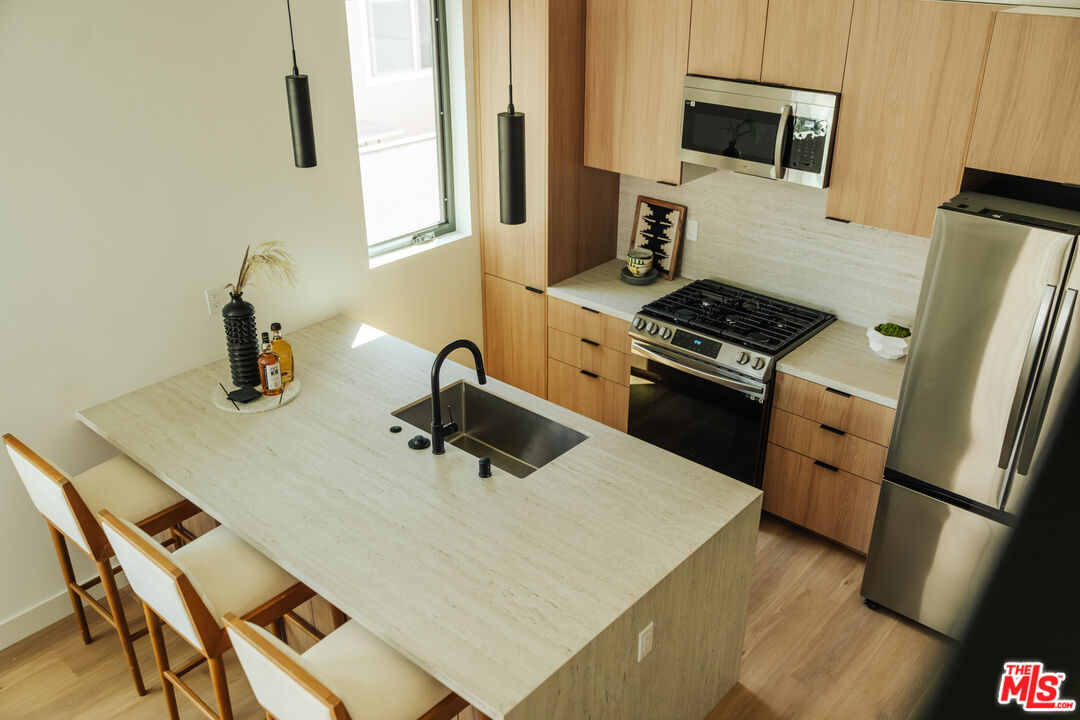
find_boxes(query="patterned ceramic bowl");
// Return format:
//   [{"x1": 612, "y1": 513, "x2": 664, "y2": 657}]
[{"x1": 627, "y1": 248, "x2": 654, "y2": 277}]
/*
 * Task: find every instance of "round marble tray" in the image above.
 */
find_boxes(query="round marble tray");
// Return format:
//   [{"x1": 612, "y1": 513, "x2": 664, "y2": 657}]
[{"x1": 211, "y1": 379, "x2": 302, "y2": 414}]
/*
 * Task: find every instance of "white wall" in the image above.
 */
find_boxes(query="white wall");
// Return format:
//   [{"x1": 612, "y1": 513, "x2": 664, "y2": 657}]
[
  {"x1": 618, "y1": 171, "x2": 931, "y2": 328},
  {"x1": 0, "y1": 0, "x2": 481, "y2": 648}
]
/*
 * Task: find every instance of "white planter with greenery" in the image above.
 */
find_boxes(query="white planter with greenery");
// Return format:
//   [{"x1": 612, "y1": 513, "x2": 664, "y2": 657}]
[{"x1": 867, "y1": 323, "x2": 911, "y2": 360}]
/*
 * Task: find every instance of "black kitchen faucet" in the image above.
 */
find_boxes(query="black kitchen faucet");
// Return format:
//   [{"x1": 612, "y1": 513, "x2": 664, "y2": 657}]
[{"x1": 429, "y1": 339, "x2": 487, "y2": 455}]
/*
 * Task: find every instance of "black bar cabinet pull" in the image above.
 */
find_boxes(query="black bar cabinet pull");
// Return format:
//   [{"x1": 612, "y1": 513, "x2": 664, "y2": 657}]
[
  {"x1": 814, "y1": 460, "x2": 840, "y2": 472},
  {"x1": 580, "y1": 338, "x2": 600, "y2": 347},
  {"x1": 525, "y1": 286, "x2": 544, "y2": 295},
  {"x1": 580, "y1": 369, "x2": 599, "y2": 379},
  {"x1": 825, "y1": 386, "x2": 852, "y2": 398},
  {"x1": 581, "y1": 306, "x2": 600, "y2": 314},
  {"x1": 819, "y1": 423, "x2": 846, "y2": 436}
]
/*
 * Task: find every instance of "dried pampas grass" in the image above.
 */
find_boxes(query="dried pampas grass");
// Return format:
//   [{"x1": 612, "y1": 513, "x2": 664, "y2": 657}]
[{"x1": 227, "y1": 241, "x2": 298, "y2": 295}]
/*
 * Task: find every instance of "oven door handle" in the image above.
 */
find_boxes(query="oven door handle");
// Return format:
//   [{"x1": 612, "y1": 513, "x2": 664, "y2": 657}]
[{"x1": 631, "y1": 341, "x2": 767, "y2": 400}]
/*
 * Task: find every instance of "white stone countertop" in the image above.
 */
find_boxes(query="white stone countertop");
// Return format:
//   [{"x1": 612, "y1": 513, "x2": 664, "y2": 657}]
[
  {"x1": 550, "y1": 261, "x2": 906, "y2": 408},
  {"x1": 78, "y1": 315, "x2": 760, "y2": 719},
  {"x1": 547, "y1": 259, "x2": 693, "y2": 321},
  {"x1": 777, "y1": 321, "x2": 907, "y2": 408}
]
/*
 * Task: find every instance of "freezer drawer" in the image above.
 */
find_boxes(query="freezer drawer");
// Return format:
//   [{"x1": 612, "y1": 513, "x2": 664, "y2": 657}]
[{"x1": 861, "y1": 480, "x2": 1010, "y2": 638}]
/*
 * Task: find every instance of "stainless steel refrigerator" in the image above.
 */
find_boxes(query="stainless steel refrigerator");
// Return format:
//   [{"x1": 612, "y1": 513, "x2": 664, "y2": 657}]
[{"x1": 862, "y1": 192, "x2": 1080, "y2": 638}]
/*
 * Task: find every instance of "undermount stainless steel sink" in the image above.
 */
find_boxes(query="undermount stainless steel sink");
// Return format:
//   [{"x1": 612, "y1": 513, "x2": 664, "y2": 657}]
[{"x1": 392, "y1": 381, "x2": 588, "y2": 478}]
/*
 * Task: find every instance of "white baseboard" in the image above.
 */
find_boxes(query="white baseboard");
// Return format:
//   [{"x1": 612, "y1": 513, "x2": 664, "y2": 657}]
[{"x1": 0, "y1": 572, "x2": 127, "y2": 651}]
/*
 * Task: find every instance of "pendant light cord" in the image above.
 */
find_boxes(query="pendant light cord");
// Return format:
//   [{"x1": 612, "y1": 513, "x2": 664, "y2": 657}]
[
  {"x1": 287, "y1": 0, "x2": 300, "y2": 75},
  {"x1": 507, "y1": 0, "x2": 514, "y2": 114}
]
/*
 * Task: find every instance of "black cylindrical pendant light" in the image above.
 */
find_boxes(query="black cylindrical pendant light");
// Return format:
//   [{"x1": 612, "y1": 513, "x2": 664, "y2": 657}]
[
  {"x1": 285, "y1": 0, "x2": 317, "y2": 168},
  {"x1": 498, "y1": 0, "x2": 525, "y2": 224}
]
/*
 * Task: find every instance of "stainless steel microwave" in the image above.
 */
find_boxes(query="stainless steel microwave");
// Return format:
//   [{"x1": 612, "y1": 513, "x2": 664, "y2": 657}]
[{"x1": 678, "y1": 76, "x2": 839, "y2": 188}]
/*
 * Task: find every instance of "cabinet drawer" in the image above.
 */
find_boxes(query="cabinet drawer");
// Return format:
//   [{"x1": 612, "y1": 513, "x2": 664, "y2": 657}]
[
  {"x1": 769, "y1": 408, "x2": 887, "y2": 482},
  {"x1": 547, "y1": 328, "x2": 631, "y2": 385},
  {"x1": 763, "y1": 443, "x2": 881, "y2": 553},
  {"x1": 547, "y1": 358, "x2": 629, "y2": 431},
  {"x1": 774, "y1": 372, "x2": 895, "y2": 446},
  {"x1": 548, "y1": 296, "x2": 632, "y2": 354}
]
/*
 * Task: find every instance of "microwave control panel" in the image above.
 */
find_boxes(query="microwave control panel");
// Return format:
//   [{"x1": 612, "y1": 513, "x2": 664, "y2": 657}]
[{"x1": 785, "y1": 117, "x2": 829, "y2": 173}]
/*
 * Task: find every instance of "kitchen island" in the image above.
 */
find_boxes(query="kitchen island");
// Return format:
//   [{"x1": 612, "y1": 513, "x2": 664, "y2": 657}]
[{"x1": 78, "y1": 315, "x2": 761, "y2": 720}]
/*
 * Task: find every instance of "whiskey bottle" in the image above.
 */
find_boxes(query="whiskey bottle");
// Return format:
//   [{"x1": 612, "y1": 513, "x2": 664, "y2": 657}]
[
  {"x1": 270, "y1": 322, "x2": 294, "y2": 384},
  {"x1": 258, "y1": 332, "x2": 283, "y2": 396}
]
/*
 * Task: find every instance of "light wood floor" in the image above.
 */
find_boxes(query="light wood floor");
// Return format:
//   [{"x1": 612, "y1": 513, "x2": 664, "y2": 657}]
[{"x1": 0, "y1": 515, "x2": 946, "y2": 720}]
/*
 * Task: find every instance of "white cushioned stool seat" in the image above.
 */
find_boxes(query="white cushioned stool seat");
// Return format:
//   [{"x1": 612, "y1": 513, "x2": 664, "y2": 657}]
[
  {"x1": 237, "y1": 619, "x2": 452, "y2": 720},
  {"x1": 301, "y1": 620, "x2": 452, "y2": 720},
  {"x1": 73, "y1": 455, "x2": 186, "y2": 524},
  {"x1": 173, "y1": 526, "x2": 299, "y2": 624}
]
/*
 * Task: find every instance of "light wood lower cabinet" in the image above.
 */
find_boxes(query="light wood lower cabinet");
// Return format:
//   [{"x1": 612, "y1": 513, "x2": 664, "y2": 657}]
[
  {"x1": 769, "y1": 408, "x2": 888, "y2": 481},
  {"x1": 763, "y1": 371, "x2": 894, "y2": 554},
  {"x1": 547, "y1": 358, "x2": 628, "y2": 431},
  {"x1": 482, "y1": 274, "x2": 547, "y2": 398},
  {"x1": 774, "y1": 372, "x2": 895, "y2": 446},
  {"x1": 763, "y1": 444, "x2": 880, "y2": 553},
  {"x1": 548, "y1": 328, "x2": 631, "y2": 385}
]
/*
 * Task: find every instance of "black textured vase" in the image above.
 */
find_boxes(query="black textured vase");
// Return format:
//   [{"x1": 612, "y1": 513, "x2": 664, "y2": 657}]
[{"x1": 222, "y1": 293, "x2": 261, "y2": 387}]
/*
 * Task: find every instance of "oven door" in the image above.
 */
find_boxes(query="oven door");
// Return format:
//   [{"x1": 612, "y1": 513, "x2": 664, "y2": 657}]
[{"x1": 628, "y1": 341, "x2": 769, "y2": 487}]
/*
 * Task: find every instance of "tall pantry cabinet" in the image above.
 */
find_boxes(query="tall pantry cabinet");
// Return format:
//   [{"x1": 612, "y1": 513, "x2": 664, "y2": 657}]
[{"x1": 474, "y1": 0, "x2": 620, "y2": 397}]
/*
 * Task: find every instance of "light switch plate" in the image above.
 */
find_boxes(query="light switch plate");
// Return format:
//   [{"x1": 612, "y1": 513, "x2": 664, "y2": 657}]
[
  {"x1": 686, "y1": 219, "x2": 699, "y2": 242},
  {"x1": 637, "y1": 621, "x2": 654, "y2": 661}
]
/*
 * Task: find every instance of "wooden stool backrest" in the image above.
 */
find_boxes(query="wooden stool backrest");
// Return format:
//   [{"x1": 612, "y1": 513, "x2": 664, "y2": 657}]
[
  {"x1": 225, "y1": 614, "x2": 349, "y2": 720},
  {"x1": 3, "y1": 433, "x2": 109, "y2": 560},
  {"x1": 99, "y1": 510, "x2": 220, "y2": 654}
]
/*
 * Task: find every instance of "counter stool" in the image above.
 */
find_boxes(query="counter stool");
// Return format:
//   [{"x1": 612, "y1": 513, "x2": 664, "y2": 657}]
[
  {"x1": 2, "y1": 433, "x2": 199, "y2": 696},
  {"x1": 100, "y1": 510, "x2": 316, "y2": 720},
  {"x1": 224, "y1": 613, "x2": 472, "y2": 720}
]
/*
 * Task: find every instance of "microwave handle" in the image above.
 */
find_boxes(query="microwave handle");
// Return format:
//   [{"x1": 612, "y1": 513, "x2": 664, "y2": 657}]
[{"x1": 774, "y1": 104, "x2": 792, "y2": 179}]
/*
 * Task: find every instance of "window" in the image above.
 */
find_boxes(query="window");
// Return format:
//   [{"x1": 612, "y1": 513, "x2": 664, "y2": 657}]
[
  {"x1": 367, "y1": 0, "x2": 432, "y2": 77},
  {"x1": 344, "y1": 0, "x2": 454, "y2": 258}
]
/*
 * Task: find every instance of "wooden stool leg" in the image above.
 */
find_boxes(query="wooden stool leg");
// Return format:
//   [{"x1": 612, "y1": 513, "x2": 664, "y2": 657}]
[
  {"x1": 98, "y1": 559, "x2": 146, "y2": 696},
  {"x1": 329, "y1": 606, "x2": 347, "y2": 630},
  {"x1": 208, "y1": 654, "x2": 234, "y2": 720},
  {"x1": 48, "y1": 525, "x2": 91, "y2": 644},
  {"x1": 273, "y1": 616, "x2": 287, "y2": 644},
  {"x1": 144, "y1": 602, "x2": 180, "y2": 720}
]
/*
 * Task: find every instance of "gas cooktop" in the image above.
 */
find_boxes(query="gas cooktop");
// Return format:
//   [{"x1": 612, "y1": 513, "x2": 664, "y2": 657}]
[{"x1": 630, "y1": 279, "x2": 835, "y2": 381}]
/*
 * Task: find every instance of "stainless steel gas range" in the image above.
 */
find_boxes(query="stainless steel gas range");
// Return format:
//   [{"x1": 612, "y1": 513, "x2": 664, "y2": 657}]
[{"x1": 628, "y1": 279, "x2": 834, "y2": 486}]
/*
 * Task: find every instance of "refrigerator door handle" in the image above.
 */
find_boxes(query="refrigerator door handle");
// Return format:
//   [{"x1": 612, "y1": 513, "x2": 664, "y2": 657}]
[
  {"x1": 1014, "y1": 288, "x2": 1077, "y2": 480},
  {"x1": 998, "y1": 284, "x2": 1057, "y2": 470}
]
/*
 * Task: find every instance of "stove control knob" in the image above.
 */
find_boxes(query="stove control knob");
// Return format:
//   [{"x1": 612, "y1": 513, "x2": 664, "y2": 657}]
[
  {"x1": 632, "y1": 317, "x2": 647, "y2": 330},
  {"x1": 659, "y1": 327, "x2": 673, "y2": 340},
  {"x1": 752, "y1": 357, "x2": 766, "y2": 371},
  {"x1": 736, "y1": 351, "x2": 751, "y2": 365},
  {"x1": 646, "y1": 322, "x2": 660, "y2": 335}
]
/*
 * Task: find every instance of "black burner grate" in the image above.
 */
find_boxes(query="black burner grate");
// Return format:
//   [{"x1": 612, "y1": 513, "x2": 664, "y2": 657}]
[{"x1": 642, "y1": 279, "x2": 834, "y2": 354}]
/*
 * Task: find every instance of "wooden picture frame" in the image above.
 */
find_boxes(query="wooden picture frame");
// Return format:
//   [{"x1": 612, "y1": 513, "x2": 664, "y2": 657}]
[{"x1": 629, "y1": 196, "x2": 686, "y2": 280}]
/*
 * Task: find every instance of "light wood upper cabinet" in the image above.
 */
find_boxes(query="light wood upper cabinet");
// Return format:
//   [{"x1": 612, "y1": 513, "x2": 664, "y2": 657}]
[
  {"x1": 483, "y1": 274, "x2": 547, "y2": 397},
  {"x1": 825, "y1": 0, "x2": 1001, "y2": 238},
  {"x1": 967, "y1": 10, "x2": 1080, "y2": 186},
  {"x1": 688, "y1": 0, "x2": 769, "y2": 82},
  {"x1": 760, "y1": 0, "x2": 855, "y2": 92},
  {"x1": 584, "y1": 0, "x2": 692, "y2": 184}
]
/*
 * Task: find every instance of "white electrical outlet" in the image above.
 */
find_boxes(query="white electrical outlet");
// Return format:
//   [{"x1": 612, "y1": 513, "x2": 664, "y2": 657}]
[
  {"x1": 637, "y1": 621, "x2": 654, "y2": 662},
  {"x1": 686, "y1": 219, "x2": 699, "y2": 242},
  {"x1": 205, "y1": 286, "x2": 227, "y2": 316}
]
